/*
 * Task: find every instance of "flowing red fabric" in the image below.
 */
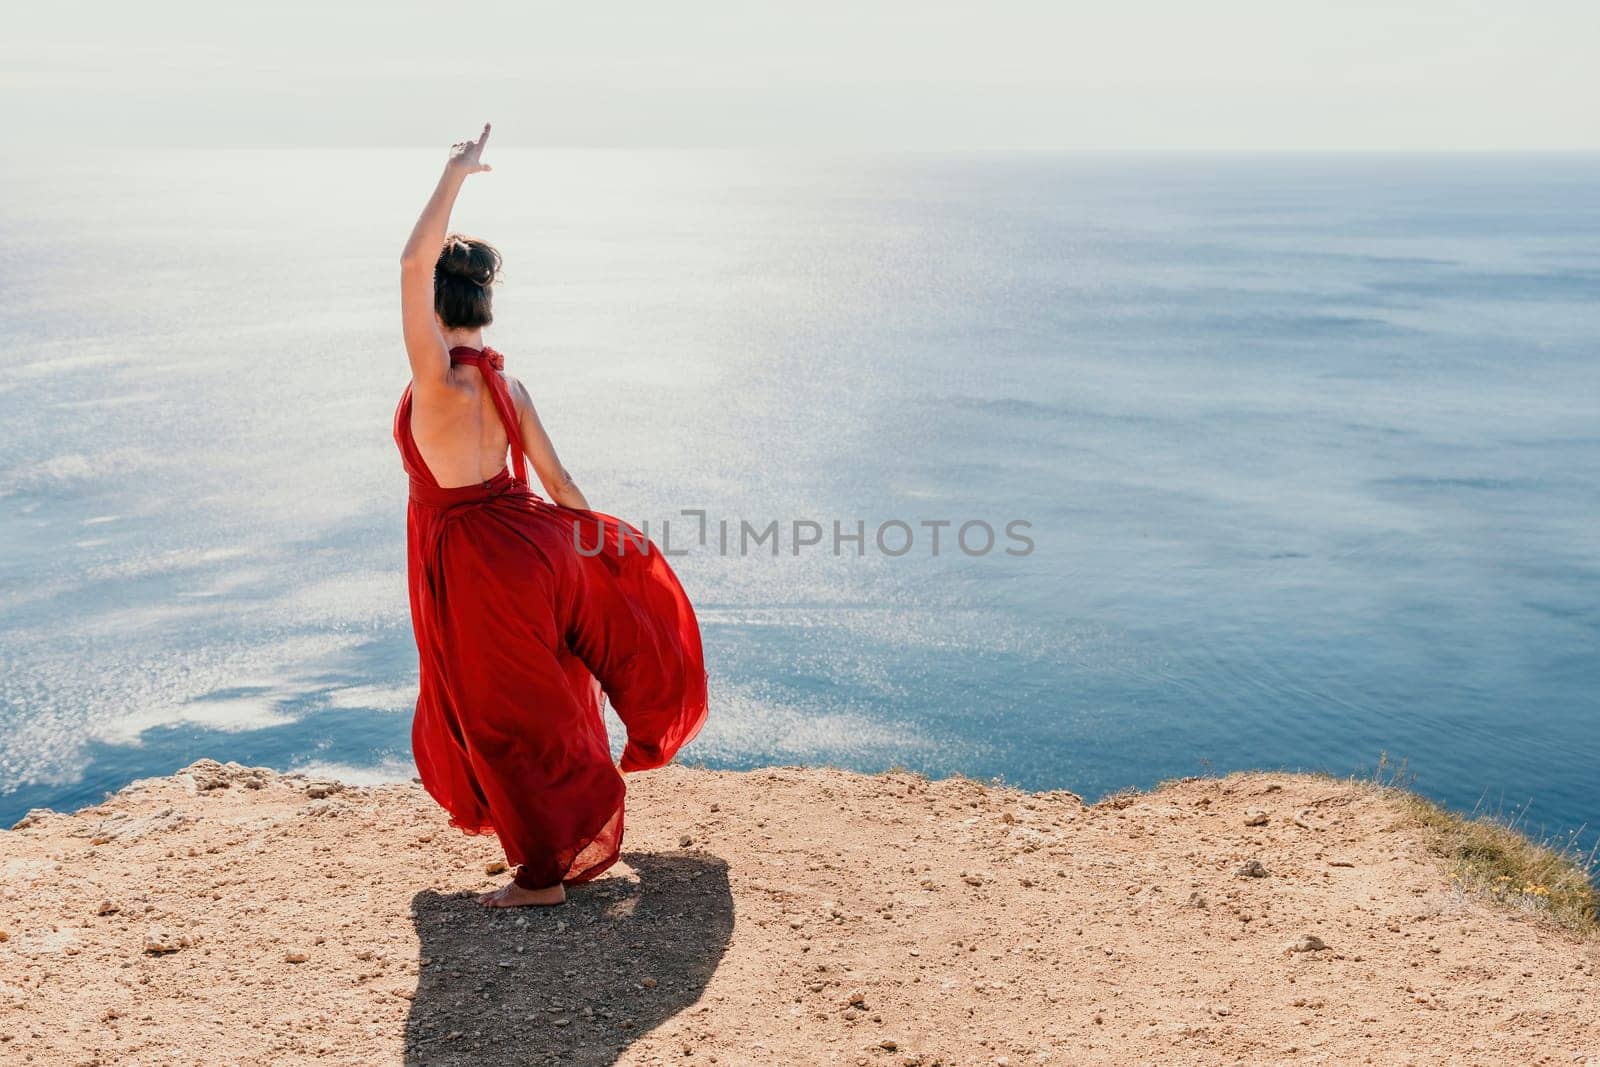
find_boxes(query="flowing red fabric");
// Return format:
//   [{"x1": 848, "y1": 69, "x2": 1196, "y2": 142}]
[{"x1": 393, "y1": 345, "x2": 707, "y2": 889}]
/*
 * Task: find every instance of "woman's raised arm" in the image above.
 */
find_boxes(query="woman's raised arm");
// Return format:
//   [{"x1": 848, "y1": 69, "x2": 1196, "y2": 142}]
[{"x1": 399, "y1": 122, "x2": 493, "y2": 393}]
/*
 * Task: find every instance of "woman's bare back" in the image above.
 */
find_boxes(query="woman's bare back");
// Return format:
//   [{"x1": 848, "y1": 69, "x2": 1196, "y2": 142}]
[{"x1": 410, "y1": 363, "x2": 514, "y2": 488}]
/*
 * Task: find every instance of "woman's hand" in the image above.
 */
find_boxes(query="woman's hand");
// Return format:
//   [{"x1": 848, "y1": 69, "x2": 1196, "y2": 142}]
[{"x1": 447, "y1": 122, "x2": 493, "y2": 175}]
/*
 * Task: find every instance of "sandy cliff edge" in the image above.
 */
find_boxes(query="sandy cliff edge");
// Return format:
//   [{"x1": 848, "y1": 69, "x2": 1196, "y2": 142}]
[{"x1": 1, "y1": 760, "x2": 1596, "y2": 1066}]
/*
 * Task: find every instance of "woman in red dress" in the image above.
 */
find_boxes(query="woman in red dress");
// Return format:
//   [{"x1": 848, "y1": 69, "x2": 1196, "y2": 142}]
[{"x1": 394, "y1": 123, "x2": 708, "y2": 907}]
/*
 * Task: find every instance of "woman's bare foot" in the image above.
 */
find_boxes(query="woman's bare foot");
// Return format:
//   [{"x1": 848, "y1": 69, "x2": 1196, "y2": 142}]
[{"x1": 476, "y1": 880, "x2": 565, "y2": 908}]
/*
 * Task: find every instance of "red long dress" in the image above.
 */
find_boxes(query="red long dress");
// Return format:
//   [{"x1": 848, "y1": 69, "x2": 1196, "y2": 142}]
[{"x1": 393, "y1": 345, "x2": 707, "y2": 890}]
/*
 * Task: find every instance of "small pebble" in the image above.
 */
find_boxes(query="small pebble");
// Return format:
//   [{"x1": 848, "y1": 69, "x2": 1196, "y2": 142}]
[{"x1": 142, "y1": 928, "x2": 189, "y2": 954}]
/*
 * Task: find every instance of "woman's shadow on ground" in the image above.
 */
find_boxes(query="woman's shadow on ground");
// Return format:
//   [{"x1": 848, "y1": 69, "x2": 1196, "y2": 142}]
[{"x1": 404, "y1": 851, "x2": 733, "y2": 1066}]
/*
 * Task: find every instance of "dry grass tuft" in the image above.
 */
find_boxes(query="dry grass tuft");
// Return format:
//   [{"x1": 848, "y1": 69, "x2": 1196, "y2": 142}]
[{"x1": 1370, "y1": 753, "x2": 1599, "y2": 938}]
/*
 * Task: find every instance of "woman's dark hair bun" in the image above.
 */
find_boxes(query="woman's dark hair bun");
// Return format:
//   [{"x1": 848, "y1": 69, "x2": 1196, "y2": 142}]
[{"x1": 434, "y1": 234, "x2": 502, "y2": 328}]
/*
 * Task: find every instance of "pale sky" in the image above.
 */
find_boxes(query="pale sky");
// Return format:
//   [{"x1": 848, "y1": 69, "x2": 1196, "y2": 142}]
[{"x1": 3, "y1": 0, "x2": 1596, "y2": 150}]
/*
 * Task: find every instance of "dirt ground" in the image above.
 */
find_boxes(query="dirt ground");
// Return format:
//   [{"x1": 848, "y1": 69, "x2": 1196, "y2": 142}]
[{"x1": 1, "y1": 759, "x2": 1596, "y2": 1065}]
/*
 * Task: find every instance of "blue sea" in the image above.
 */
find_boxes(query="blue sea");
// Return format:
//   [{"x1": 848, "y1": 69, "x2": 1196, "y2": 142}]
[{"x1": 1, "y1": 150, "x2": 1595, "y2": 856}]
